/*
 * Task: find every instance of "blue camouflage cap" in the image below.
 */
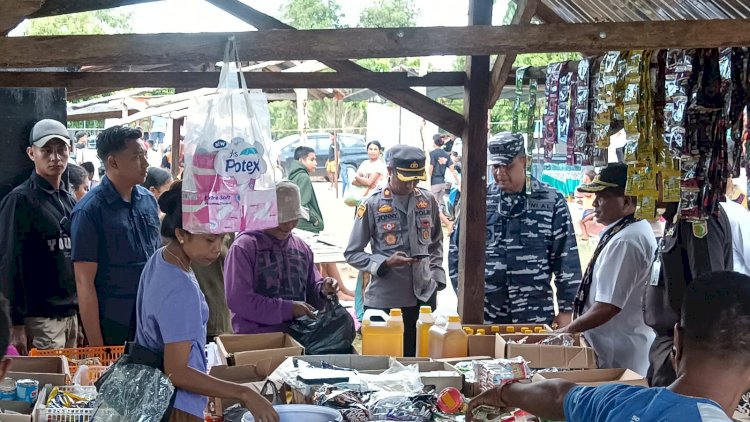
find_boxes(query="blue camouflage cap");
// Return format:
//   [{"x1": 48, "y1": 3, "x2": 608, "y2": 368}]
[{"x1": 488, "y1": 132, "x2": 525, "y2": 166}]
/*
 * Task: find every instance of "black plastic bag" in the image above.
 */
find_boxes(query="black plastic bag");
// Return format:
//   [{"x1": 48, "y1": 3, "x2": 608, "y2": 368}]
[{"x1": 290, "y1": 296, "x2": 356, "y2": 355}]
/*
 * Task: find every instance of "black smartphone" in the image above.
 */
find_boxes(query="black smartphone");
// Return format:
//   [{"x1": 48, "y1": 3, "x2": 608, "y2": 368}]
[{"x1": 411, "y1": 253, "x2": 430, "y2": 260}]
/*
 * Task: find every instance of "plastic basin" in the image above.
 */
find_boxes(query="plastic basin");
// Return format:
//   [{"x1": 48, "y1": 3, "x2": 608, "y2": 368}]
[{"x1": 242, "y1": 405, "x2": 343, "y2": 422}]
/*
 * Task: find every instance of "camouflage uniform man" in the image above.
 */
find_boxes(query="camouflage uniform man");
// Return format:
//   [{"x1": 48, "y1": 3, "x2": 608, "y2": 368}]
[
  {"x1": 449, "y1": 133, "x2": 581, "y2": 327},
  {"x1": 345, "y1": 145, "x2": 445, "y2": 357}
]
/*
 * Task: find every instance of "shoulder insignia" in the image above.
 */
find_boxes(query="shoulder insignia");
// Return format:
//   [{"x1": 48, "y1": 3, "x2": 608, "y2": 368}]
[
  {"x1": 383, "y1": 188, "x2": 392, "y2": 198},
  {"x1": 378, "y1": 204, "x2": 393, "y2": 213},
  {"x1": 692, "y1": 220, "x2": 707, "y2": 239},
  {"x1": 416, "y1": 199, "x2": 430, "y2": 209},
  {"x1": 356, "y1": 204, "x2": 367, "y2": 219}
]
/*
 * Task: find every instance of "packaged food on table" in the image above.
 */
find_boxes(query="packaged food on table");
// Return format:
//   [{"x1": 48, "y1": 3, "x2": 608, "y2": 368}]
[
  {"x1": 15, "y1": 379, "x2": 38, "y2": 403},
  {"x1": 0, "y1": 377, "x2": 16, "y2": 400},
  {"x1": 46, "y1": 386, "x2": 96, "y2": 409},
  {"x1": 367, "y1": 392, "x2": 434, "y2": 422},
  {"x1": 474, "y1": 358, "x2": 530, "y2": 393}
]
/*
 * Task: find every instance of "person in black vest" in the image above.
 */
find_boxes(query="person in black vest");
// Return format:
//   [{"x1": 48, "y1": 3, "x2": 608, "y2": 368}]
[{"x1": 0, "y1": 119, "x2": 78, "y2": 354}]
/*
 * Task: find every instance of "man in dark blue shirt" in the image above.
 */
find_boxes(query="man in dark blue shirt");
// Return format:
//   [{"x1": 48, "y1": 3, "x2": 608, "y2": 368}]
[{"x1": 71, "y1": 126, "x2": 160, "y2": 346}]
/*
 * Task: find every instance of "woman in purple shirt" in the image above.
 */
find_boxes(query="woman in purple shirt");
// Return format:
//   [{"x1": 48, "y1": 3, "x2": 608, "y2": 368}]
[
  {"x1": 135, "y1": 181, "x2": 278, "y2": 422},
  {"x1": 225, "y1": 181, "x2": 338, "y2": 334}
]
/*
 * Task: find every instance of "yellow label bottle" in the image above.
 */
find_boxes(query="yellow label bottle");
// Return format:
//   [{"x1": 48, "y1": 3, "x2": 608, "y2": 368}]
[
  {"x1": 416, "y1": 306, "x2": 435, "y2": 358},
  {"x1": 476, "y1": 329, "x2": 486, "y2": 335}
]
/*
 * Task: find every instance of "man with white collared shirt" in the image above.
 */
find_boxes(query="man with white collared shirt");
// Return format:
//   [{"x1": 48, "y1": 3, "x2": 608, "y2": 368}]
[
  {"x1": 560, "y1": 163, "x2": 657, "y2": 375},
  {"x1": 720, "y1": 199, "x2": 750, "y2": 275}
]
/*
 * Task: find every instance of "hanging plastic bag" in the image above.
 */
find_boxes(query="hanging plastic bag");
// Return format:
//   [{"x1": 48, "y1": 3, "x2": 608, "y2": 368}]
[
  {"x1": 290, "y1": 296, "x2": 356, "y2": 355},
  {"x1": 182, "y1": 37, "x2": 277, "y2": 233},
  {"x1": 343, "y1": 184, "x2": 367, "y2": 207}
]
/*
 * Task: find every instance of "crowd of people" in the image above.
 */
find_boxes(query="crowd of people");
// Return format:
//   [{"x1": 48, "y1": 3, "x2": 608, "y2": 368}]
[{"x1": 0, "y1": 119, "x2": 748, "y2": 421}]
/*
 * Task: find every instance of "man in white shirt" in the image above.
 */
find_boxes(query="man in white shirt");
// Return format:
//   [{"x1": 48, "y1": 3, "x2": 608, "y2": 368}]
[
  {"x1": 720, "y1": 200, "x2": 750, "y2": 275},
  {"x1": 561, "y1": 163, "x2": 656, "y2": 375}
]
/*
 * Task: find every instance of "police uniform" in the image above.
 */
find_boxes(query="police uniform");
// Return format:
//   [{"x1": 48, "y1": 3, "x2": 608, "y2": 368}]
[
  {"x1": 448, "y1": 133, "x2": 582, "y2": 324},
  {"x1": 345, "y1": 145, "x2": 445, "y2": 357}
]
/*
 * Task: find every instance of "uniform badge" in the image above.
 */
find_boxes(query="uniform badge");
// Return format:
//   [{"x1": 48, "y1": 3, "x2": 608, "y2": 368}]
[
  {"x1": 385, "y1": 233, "x2": 397, "y2": 245},
  {"x1": 692, "y1": 220, "x2": 707, "y2": 239},
  {"x1": 421, "y1": 229, "x2": 430, "y2": 240},
  {"x1": 416, "y1": 200, "x2": 429, "y2": 209},
  {"x1": 378, "y1": 204, "x2": 393, "y2": 213},
  {"x1": 383, "y1": 188, "x2": 392, "y2": 198},
  {"x1": 356, "y1": 204, "x2": 367, "y2": 219},
  {"x1": 382, "y1": 222, "x2": 397, "y2": 231}
]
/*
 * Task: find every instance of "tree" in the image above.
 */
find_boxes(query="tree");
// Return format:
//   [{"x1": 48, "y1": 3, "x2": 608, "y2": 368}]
[
  {"x1": 307, "y1": 99, "x2": 366, "y2": 135},
  {"x1": 268, "y1": 101, "x2": 299, "y2": 140},
  {"x1": 359, "y1": 0, "x2": 418, "y2": 28},
  {"x1": 23, "y1": 10, "x2": 132, "y2": 35},
  {"x1": 280, "y1": 0, "x2": 344, "y2": 29}
]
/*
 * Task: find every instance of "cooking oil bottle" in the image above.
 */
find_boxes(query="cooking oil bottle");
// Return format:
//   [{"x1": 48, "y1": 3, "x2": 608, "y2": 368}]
[
  {"x1": 416, "y1": 306, "x2": 435, "y2": 358},
  {"x1": 361, "y1": 309, "x2": 404, "y2": 357},
  {"x1": 428, "y1": 315, "x2": 468, "y2": 358}
]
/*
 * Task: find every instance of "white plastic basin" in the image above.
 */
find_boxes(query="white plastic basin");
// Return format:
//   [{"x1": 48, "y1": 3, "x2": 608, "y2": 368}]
[{"x1": 242, "y1": 405, "x2": 343, "y2": 422}]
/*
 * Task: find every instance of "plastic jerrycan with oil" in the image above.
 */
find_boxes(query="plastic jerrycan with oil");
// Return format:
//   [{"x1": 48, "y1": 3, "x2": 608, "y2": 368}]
[
  {"x1": 416, "y1": 306, "x2": 435, "y2": 357},
  {"x1": 428, "y1": 315, "x2": 468, "y2": 359},
  {"x1": 361, "y1": 308, "x2": 404, "y2": 357}
]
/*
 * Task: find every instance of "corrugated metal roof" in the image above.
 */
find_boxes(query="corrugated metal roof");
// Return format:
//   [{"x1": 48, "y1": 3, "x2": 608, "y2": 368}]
[{"x1": 542, "y1": 0, "x2": 750, "y2": 23}]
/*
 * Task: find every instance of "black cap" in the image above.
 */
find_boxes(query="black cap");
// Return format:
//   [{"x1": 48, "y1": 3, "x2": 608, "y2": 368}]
[
  {"x1": 387, "y1": 144, "x2": 426, "y2": 182},
  {"x1": 577, "y1": 162, "x2": 628, "y2": 193}
]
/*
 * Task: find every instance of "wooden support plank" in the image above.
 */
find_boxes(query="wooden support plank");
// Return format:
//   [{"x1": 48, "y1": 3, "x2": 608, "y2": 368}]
[
  {"x1": 28, "y1": 0, "x2": 161, "y2": 18},
  {"x1": 487, "y1": 0, "x2": 539, "y2": 109},
  {"x1": 458, "y1": 0, "x2": 492, "y2": 324},
  {"x1": 3, "y1": 19, "x2": 750, "y2": 67},
  {"x1": 204, "y1": 0, "x2": 466, "y2": 136},
  {"x1": 534, "y1": 2, "x2": 567, "y2": 23},
  {"x1": 1, "y1": 0, "x2": 46, "y2": 36},
  {"x1": 170, "y1": 117, "x2": 183, "y2": 178},
  {"x1": 0, "y1": 71, "x2": 467, "y2": 89}
]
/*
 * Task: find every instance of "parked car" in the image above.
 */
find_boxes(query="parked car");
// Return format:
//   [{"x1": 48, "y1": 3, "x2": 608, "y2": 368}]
[{"x1": 274, "y1": 132, "x2": 370, "y2": 179}]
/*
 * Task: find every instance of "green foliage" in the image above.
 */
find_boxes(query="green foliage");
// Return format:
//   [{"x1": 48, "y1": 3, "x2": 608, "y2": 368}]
[
  {"x1": 269, "y1": 101, "x2": 299, "y2": 140},
  {"x1": 280, "y1": 0, "x2": 345, "y2": 29},
  {"x1": 24, "y1": 10, "x2": 132, "y2": 35},
  {"x1": 359, "y1": 0, "x2": 418, "y2": 28},
  {"x1": 308, "y1": 99, "x2": 367, "y2": 134}
]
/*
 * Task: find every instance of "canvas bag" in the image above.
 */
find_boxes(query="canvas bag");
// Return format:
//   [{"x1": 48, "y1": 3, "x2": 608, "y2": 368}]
[{"x1": 182, "y1": 37, "x2": 277, "y2": 233}]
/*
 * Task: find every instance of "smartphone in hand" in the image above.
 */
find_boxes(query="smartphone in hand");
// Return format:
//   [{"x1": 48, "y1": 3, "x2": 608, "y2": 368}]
[{"x1": 411, "y1": 253, "x2": 430, "y2": 260}]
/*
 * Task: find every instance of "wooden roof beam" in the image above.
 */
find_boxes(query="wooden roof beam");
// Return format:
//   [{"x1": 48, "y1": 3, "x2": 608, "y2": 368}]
[
  {"x1": 0, "y1": 71, "x2": 467, "y2": 89},
  {"x1": 3, "y1": 20, "x2": 750, "y2": 67},
  {"x1": 1, "y1": 0, "x2": 46, "y2": 36},
  {"x1": 28, "y1": 0, "x2": 162, "y2": 18},
  {"x1": 487, "y1": 0, "x2": 539, "y2": 109},
  {"x1": 204, "y1": 0, "x2": 466, "y2": 136}
]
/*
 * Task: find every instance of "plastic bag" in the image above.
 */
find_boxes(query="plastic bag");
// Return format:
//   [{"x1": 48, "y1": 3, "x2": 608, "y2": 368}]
[
  {"x1": 93, "y1": 360, "x2": 174, "y2": 421},
  {"x1": 290, "y1": 297, "x2": 356, "y2": 355},
  {"x1": 182, "y1": 37, "x2": 277, "y2": 233},
  {"x1": 343, "y1": 184, "x2": 368, "y2": 207}
]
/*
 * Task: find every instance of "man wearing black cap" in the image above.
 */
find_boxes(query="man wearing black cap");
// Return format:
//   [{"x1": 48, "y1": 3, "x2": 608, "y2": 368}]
[
  {"x1": 345, "y1": 144, "x2": 445, "y2": 357},
  {"x1": 561, "y1": 162, "x2": 656, "y2": 375},
  {"x1": 0, "y1": 119, "x2": 79, "y2": 353},
  {"x1": 449, "y1": 132, "x2": 581, "y2": 328}
]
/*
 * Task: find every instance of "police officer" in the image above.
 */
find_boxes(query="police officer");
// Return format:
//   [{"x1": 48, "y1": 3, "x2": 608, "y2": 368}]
[
  {"x1": 345, "y1": 145, "x2": 445, "y2": 357},
  {"x1": 449, "y1": 132, "x2": 582, "y2": 327}
]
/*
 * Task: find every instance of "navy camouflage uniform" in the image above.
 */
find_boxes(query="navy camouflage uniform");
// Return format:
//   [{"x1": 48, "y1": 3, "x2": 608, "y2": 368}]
[{"x1": 448, "y1": 133, "x2": 582, "y2": 324}]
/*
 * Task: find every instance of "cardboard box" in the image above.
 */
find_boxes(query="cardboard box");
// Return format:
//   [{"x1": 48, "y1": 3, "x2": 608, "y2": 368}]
[
  {"x1": 0, "y1": 386, "x2": 47, "y2": 422},
  {"x1": 207, "y1": 359, "x2": 284, "y2": 417},
  {"x1": 495, "y1": 334, "x2": 596, "y2": 369},
  {"x1": 531, "y1": 368, "x2": 647, "y2": 386},
  {"x1": 7, "y1": 356, "x2": 70, "y2": 387},
  {"x1": 216, "y1": 333, "x2": 304, "y2": 370}
]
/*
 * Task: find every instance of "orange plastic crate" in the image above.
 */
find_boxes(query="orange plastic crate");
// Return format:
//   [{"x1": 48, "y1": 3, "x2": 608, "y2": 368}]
[{"x1": 29, "y1": 346, "x2": 124, "y2": 372}]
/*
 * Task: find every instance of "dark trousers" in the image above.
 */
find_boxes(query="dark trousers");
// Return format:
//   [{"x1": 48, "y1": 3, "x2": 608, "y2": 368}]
[
  {"x1": 647, "y1": 334, "x2": 677, "y2": 387},
  {"x1": 365, "y1": 292, "x2": 437, "y2": 357},
  {"x1": 101, "y1": 318, "x2": 134, "y2": 347}
]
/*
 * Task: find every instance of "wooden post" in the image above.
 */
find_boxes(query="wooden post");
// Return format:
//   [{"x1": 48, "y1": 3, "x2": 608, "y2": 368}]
[
  {"x1": 458, "y1": 0, "x2": 492, "y2": 324},
  {"x1": 171, "y1": 117, "x2": 183, "y2": 178}
]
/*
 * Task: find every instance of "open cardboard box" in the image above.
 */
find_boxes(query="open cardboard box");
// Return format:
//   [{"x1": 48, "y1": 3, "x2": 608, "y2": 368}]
[
  {"x1": 0, "y1": 386, "x2": 47, "y2": 422},
  {"x1": 207, "y1": 359, "x2": 284, "y2": 417},
  {"x1": 7, "y1": 356, "x2": 70, "y2": 387},
  {"x1": 216, "y1": 333, "x2": 304, "y2": 371},
  {"x1": 532, "y1": 368, "x2": 647, "y2": 386},
  {"x1": 495, "y1": 333, "x2": 596, "y2": 369}
]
